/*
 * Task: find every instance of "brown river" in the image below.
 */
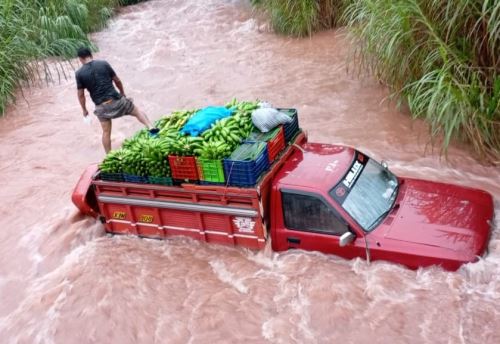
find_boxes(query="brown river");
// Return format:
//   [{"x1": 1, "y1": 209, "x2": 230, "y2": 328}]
[{"x1": 0, "y1": 0, "x2": 499, "y2": 343}]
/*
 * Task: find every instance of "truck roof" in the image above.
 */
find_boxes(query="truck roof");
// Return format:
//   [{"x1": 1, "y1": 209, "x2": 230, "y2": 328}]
[{"x1": 275, "y1": 143, "x2": 355, "y2": 191}]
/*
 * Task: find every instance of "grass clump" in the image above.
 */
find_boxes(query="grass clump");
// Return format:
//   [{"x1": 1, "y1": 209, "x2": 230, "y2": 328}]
[
  {"x1": 343, "y1": 0, "x2": 500, "y2": 162},
  {"x1": 251, "y1": 0, "x2": 345, "y2": 37},
  {"x1": 252, "y1": 0, "x2": 499, "y2": 162},
  {"x1": 0, "y1": 0, "x2": 146, "y2": 115}
]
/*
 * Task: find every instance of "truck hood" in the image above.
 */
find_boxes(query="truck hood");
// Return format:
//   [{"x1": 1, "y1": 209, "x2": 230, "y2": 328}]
[{"x1": 382, "y1": 178, "x2": 493, "y2": 256}]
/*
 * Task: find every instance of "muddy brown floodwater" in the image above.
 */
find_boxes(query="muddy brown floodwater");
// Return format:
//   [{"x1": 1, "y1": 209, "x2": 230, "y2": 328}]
[{"x1": 0, "y1": 0, "x2": 499, "y2": 343}]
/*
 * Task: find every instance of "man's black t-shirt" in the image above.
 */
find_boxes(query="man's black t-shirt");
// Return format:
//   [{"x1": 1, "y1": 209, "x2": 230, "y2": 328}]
[{"x1": 76, "y1": 60, "x2": 121, "y2": 105}]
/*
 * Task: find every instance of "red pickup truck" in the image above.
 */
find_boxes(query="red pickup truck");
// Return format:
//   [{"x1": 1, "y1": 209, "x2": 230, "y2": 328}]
[{"x1": 73, "y1": 132, "x2": 494, "y2": 271}]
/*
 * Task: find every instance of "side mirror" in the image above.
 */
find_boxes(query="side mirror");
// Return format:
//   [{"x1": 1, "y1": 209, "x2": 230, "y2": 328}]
[{"x1": 339, "y1": 231, "x2": 356, "y2": 247}]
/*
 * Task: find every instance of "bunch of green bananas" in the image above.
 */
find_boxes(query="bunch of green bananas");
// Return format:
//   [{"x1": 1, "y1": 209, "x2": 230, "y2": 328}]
[
  {"x1": 226, "y1": 99, "x2": 260, "y2": 117},
  {"x1": 122, "y1": 128, "x2": 150, "y2": 149},
  {"x1": 158, "y1": 127, "x2": 181, "y2": 140},
  {"x1": 169, "y1": 135, "x2": 204, "y2": 156},
  {"x1": 141, "y1": 139, "x2": 172, "y2": 177},
  {"x1": 195, "y1": 110, "x2": 255, "y2": 160},
  {"x1": 155, "y1": 109, "x2": 196, "y2": 130},
  {"x1": 202, "y1": 117, "x2": 243, "y2": 144},
  {"x1": 117, "y1": 138, "x2": 171, "y2": 176},
  {"x1": 99, "y1": 149, "x2": 127, "y2": 173},
  {"x1": 121, "y1": 140, "x2": 149, "y2": 176},
  {"x1": 194, "y1": 141, "x2": 234, "y2": 160}
]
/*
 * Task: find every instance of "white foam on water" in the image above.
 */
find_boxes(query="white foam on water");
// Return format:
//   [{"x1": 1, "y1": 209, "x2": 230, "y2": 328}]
[
  {"x1": 209, "y1": 259, "x2": 248, "y2": 294},
  {"x1": 261, "y1": 318, "x2": 275, "y2": 341},
  {"x1": 289, "y1": 284, "x2": 315, "y2": 343}
]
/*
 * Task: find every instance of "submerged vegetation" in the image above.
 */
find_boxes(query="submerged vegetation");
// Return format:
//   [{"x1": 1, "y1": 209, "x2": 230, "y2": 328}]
[
  {"x1": 253, "y1": 0, "x2": 500, "y2": 162},
  {"x1": 0, "y1": 0, "x2": 145, "y2": 114}
]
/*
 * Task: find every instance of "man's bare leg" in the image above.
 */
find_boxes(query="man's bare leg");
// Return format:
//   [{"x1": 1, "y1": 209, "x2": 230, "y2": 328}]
[
  {"x1": 130, "y1": 105, "x2": 153, "y2": 129},
  {"x1": 100, "y1": 119, "x2": 112, "y2": 153}
]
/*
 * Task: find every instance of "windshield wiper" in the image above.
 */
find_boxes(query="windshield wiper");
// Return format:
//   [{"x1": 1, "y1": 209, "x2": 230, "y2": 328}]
[
  {"x1": 367, "y1": 182, "x2": 399, "y2": 231},
  {"x1": 390, "y1": 181, "x2": 399, "y2": 201},
  {"x1": 367, "y1": 207, "x2": 392, "y2": 231}
]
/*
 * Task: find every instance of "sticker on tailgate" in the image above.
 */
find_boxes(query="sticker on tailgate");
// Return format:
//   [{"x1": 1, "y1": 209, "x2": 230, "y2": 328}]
[
  {"x1": 112, "y1": 211, "x2": 126, "y2": 220},
  {"x1": 233, "y1": 217, "x2": 256, "y2": 233},
  {"x1": 139, "y1": 214, "x2": 154, "y2": 223}
]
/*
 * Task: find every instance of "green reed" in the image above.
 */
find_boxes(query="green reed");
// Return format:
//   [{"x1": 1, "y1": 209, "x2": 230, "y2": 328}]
[
  {"x1": 343, "y1": 0, "x2": 499, "y2": 162},
  {"x1": 251, "y1": 0, "x2": 345, "y2": 37},
  {"x1": 252, "y1": 0, "x2": 499, "y2": 162},
  {"x1": 0, "y1": 0, "x2": 145, "y2": 115}
]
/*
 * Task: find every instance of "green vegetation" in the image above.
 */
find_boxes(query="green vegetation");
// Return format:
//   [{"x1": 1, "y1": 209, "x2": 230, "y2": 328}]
[
  {"x1": 253, "y1": 0, "x2": 500, "y2": 162},
  {"x1": 343, "y1": 0, "x2": 499, "y2": 161},
  {"x1": 251, "y1": 0, "x2": 345, "y2": 37},
  {"x1": 0, "y1": 0, "x2": 145, "y2": 115}
]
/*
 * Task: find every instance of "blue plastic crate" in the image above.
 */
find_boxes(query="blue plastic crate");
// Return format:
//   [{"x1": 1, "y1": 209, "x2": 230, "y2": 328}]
[
  {"x1": 277, "y1": 108, "x2": 299, "y2": 143},
  {"x1": 99, "y1": 172, "x2": 124, "y2": 182},
  {"x1": 223, "y1": 144, "x2": 270, "y2": 187},
  {"x1": 123, "y1": 174, "x2": 149, "y2": 184}
]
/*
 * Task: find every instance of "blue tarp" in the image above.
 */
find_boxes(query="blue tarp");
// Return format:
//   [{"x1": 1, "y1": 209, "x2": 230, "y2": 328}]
[{"x1": 180, "y1": 106, "x2": 234, "y2": 136}]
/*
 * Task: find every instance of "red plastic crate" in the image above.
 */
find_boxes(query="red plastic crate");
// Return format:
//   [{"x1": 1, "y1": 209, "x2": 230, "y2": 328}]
[
  {"x1": 168, "y1": 155, "x2": 199, "y2": 181},
  {"x1": 267, "y1": 127, "x2": 286, "y2": 162}
]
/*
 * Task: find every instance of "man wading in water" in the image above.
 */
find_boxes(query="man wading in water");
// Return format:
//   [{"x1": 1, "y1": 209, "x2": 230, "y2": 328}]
[{"x1": 75, "y1": 47, "x2": 158, "y2": 153}]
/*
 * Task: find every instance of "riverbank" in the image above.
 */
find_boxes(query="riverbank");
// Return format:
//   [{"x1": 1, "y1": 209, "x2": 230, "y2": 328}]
[
  {"x1": 0, "y1": 0, "x2": 146, "y2": 115},
  {"x1": 252, "y1": 0, "x2": 500, "y2": 163}
]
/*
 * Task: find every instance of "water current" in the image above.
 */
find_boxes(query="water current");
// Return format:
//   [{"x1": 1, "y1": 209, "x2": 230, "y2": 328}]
[{"x1": 0, "y1": 0, "x2": 499, "y2": 343}]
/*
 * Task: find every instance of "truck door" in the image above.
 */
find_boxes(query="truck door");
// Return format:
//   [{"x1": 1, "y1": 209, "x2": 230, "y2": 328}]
[{"x1": 277, "y1": 189, "x2": 365, "y2": 259}]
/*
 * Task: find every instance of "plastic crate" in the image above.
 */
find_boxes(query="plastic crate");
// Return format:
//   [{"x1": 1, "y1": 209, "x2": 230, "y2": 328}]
[
  {"x1": 173, "y1": 179, "x2": 199, "y2": 186},
  {"x1": 199, "y1": 180, "x2": 225, "y2": 186},
  {"x1": 123, "y1": 174, "x2": 149, "y2": 184},
  {"x1": 197, "y1": 158, "x2": 225, "y2": 183},
  {"x1": 246, "y1": 126, "x2": 285, "y2": 163},
  {"x1": 99, "y1": 172, "x2": 124, "y2": 182},
  {"x1": 223, "y1": 143, "x2": 270, "y2": 187},
  {"x1": 147, "y1": 176, "x2": 173, "y2": 186},
  {"x1": 277, "y1": 108, "x2": 300, "y2": 143},
  {"x1": 168, "y1": 155, "x2": 199, "y2": 181}
]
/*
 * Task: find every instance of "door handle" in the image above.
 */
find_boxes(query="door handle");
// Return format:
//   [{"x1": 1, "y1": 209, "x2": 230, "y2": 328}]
[{"x1": 287, "y1": 237, "x2": 301, "y2": 244}]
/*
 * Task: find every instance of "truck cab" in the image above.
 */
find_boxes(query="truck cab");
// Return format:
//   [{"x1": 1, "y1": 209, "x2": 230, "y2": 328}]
[{"x1": 269, "y1": 143, "x2": 494, "y2": 271}]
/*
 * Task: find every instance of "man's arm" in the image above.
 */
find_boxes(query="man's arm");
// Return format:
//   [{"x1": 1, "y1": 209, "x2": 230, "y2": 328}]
[
  {"x1": 112, "y1": 75, "x2": 125, "y2": 97},
  {"x1": 78, "y1": 89, "x2": 88, "y2": 116}
]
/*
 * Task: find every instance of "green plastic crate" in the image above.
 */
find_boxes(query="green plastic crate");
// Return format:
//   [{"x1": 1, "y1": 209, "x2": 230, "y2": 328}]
[
  {"x1": 197, "y1": 158, "x2": 225, "y2": 183},
  {"x1": 148, "y1": 176, "x2": 173, "y2": 186}
]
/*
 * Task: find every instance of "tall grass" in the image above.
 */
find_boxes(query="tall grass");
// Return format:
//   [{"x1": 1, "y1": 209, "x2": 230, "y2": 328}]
[
  {"x1": 252, "y1": 0, "x2": 499, "y2": 162},
  {"x1": 343, "y1": 0, "x2": 500, "y2": 162},
  {"x1": 251, "y1": 0, "x2": 345, "y2": 37},
  {"x1": 0, "y1": 0, "x2": 146, "y2": 115}
]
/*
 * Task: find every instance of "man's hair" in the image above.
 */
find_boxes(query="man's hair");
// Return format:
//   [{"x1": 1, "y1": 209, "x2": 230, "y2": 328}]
[{"x1": 77, "y1": 47, "x2": 92, "y2": 59}]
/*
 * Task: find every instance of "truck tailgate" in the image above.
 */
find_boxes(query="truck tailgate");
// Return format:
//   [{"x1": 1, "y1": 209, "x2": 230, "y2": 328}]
[{"x1": 94, "y1": 180, "x2": 267, "y2": 249}]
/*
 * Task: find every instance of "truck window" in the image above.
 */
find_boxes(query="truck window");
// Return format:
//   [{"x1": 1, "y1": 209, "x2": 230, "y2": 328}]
[{"x1": 281, "y1": 191, "x2": 347, "y2": 236}]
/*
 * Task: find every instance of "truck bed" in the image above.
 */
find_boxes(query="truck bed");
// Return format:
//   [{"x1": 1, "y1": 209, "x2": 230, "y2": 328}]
[{"x1": 86, "y1": 132, "x2": 306, "y2": 249}]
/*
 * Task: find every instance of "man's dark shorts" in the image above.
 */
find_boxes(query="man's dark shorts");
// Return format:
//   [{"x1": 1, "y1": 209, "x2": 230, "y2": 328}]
[{"x1": 94, "y1": 97, "x2": 135, "y2": 122}]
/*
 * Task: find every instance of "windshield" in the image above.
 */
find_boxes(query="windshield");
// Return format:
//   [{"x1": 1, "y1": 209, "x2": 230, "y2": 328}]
[{"x1": 330, "y1": 155, "x2": 398, "y2": 232}]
